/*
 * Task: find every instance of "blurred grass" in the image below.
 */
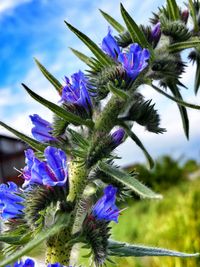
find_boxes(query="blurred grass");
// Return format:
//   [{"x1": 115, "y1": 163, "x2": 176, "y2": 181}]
[{"x1": 107, "y1": 177, "x2": 200, "y2": 267}]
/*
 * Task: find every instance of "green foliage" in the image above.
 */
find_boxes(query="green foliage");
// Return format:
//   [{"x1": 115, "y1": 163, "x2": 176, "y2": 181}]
[
  {"x1": 34, "y1": 58, "x2": 63, "y2": 93},
  {"x1": 120, "y1": 4, "x2": 153, "y2": 57},
  {"x1": 98, "y1": 162, "x2": 162, "y2": 199},
  {"x1": 166, "y1": 0, "x2": 180, "y2": 21},
  {"x1": 121, "y1": 96, "x2": 166, "y2": 134},
  {"x1": 151, "y1": 83, "x2": 200, "y2": 110},
  {"x1": 65, "y1": 22, "x2": 113, "y2": 67},
  {"x1": 108, "y1": 177, "x2": 200, "y2": 267},
  {"x1": 168, "y1": 38, "x2": 200, "y2": 53},
  {"x1": 108, "y1": 239, "x2": 198, "y2": 257},
  {"x1": 167, "y1": 83, "x2": 189, "y2": 139},
  {"x1": 99, "y1": 10, "x2": 125, "y2": 33}
]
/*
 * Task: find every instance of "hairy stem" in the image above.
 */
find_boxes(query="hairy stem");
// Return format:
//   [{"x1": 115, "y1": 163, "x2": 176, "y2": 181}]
[{"x1": 45, "y1": 159, "x2": 87, "y2": 265}]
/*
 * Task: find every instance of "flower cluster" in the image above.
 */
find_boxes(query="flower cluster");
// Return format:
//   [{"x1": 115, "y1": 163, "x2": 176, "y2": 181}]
[
  {"x1": 0, "y1": 182, "x2": 24, "y2": 220},
  {"x1": 102, "y1": 28, "x2": 150, "y2": 80},
  {"x1": 23, "y1": 146, "x2": 68, "y2": 187}
]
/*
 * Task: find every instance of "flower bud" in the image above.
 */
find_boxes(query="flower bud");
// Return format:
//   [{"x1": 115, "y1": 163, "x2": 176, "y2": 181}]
[
  {"x1": 151, "y1": 22, "x2": 161, "y2": 46},
  {"x1": 181, "y1": 9, "x2": 189, "y2": 24},
  {"x1": 111, "y1": 128, "x2": 125, "y2": 149}
]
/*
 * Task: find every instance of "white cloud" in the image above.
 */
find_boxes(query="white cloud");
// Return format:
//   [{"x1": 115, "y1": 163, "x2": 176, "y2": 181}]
[{"x1": 0, "y1": 0, "x2": 32, "y2": 13}]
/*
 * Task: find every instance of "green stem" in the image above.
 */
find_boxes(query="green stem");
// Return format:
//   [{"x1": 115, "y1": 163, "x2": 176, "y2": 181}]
[
  {"x1": 45, "y1": 91, "x2": 131, "y2": 265},
  {"x1": 45, "y1": 159, "x2": 87, "y2": 265}
]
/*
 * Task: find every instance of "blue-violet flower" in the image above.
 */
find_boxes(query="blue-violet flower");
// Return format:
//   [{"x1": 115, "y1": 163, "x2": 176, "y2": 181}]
[
  {"x1": 60, "y1": 70, "x2": 92, "y2": 114},
  {"x1": 6, "y1": 258, "x2": 35, "y2": 267},
  {"x1": 30, "y1": 114, "x2": 56, "y2": 143},
  {"x1": 118, "y1": 43, "x2": 150, "y2": 79},
  {"x1": 23, "y1": 146, "x2": 68, "y2": 187},
  {"x1": 92, "y1": 185, "x2": 119, "y2": 223},
  {"x1": 101, "y1": 27, "x2": 120, "y2": 60},
  {"x1": 111, "y1": 128, "x2": 125, "y2": 148},
  {"x1": 151, "y1": 22, "x2": 161, "y2": 45},
  {"x1": 0, "y1": 182, "x2": 24, "y2": 220}
]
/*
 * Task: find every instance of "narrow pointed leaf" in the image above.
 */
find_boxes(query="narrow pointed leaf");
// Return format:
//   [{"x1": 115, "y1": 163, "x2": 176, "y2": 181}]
[
  {"x1": 0, "y1": 121, "x2": 46, "y2": 152},
  {"x1": 65, "y1": 21, "x2": 113, "y2": 67},
  {"x1": 0, "y1": 214, "x2": 70, "y2": 267},
  {"x1": 167, "y1": 0, "x2": 180, "y2": 21},
  {"x1": 168, "y1": 83, "x2": 189, "y2": 139},
  {"x1": 108, "y1": 83, "x2": 129, "y2": 101},
  {"x1": 99, "y1": 9, "x2": 125, "y2": 33},
  {"x1": 195, "y1": 60, "x2": 200, "y2": 94},
  {"x1": 121, "y1": 123, "x2": 154, "y2": 168},
  {"x1": 34, "y1": 58, "x2": 62, "y2": 93},
  {"x1": 168, "y1": 39, "x2": 200, "y2": 53},
  {"x1": 151, "y1": 83, "x2": 200, "y2": 110},
  {"x1": 98, "y1": 162, "x2": 162, "y2": 199},
  {"x1": 70, "y1": 48, "x2": 92, "y2": 65},
  {"x1": 120, "y1": 4, "x2": 154, "y2": 58},
  {"x1": 108, "y1": 240, "x2": 199, "y2": 258},
  {"x1": 189, "y1": 0, "x2": 198, "y2": 32},
  {"x1": 22, "y1": 84, "x2": 94, "y2": 128}
]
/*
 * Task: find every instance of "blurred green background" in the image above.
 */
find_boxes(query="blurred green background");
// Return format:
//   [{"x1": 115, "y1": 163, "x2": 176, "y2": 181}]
[{"x1": 80, "y1": 156, "x2": 200, "y2": 267}]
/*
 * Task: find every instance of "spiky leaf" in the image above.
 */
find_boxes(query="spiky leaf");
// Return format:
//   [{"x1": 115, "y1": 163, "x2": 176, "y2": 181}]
[
  {"x1": 168, "y1": 39, "x2": 200, "y2": 53},
  {"x1": 166, "y1": 0, "x2": 180, "y2": 21},
  {"x1": 120, "y1": 4, "x2": 154, "y2": 58},
  {"x1": 108, "y1": 83, "x2": 128, "y2": 100},
  {"x1": 99, "y1": 9, "x2": 125, "y2": 33},
  {"x1": 98, "y1": 162, "x2": 162, "y2": 199},
  {"x1": 108, "y1": 240, "x2": 199, "y2": 257},
  {"x1": 122, "y1": 97, "x2": 165, "y2": 134},
  {"x1": 34, "y1": 58, "x2": 62, "y2": 93},
  {"x1": 0, "y1": 121, "x2": 46, "y2": 152},
  {"x1": 70, "y1": 48, "x2": 92, "y2": 65},
  {"x1": 65, "y1": 22, "x2": 113, "y2": 67},
  {"x1": 22, "y1": 84, "x2": 94, "y2": 128},
  {"x1": 168, "y1": 83, "x2": 189, "y2": 139},
  {"x1": 189, "y1": 0, "x2": 198, "y2": 32},
  {"x1": 151, "y1": 83, "x2": 200, "y2": 110},
  {"x1": 195, "y1": 59, "x2": 200, "y2": 94}
]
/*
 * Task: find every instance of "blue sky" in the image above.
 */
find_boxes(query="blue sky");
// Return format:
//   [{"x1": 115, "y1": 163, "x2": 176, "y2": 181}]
[{"x1": 0, "y1": 0, "x2": 199, "y2": 166}]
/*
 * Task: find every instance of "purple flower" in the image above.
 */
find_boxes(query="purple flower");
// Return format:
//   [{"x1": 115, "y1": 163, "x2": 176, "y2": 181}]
[
  {"x1": 23, "y1": 149, "x2": 43, "y2": 186},
  {"x1": 151, "y1": 22, "x2": 161, "y2": 45},
  {"x1": 118, "y1": 43, "x2": 150, "y2": 79},
  {"x1": 0, "y1": 182, "x2": 24, "y2": 220},
  {"x1": 60, "y1": 70, "x2": 92, "y2": 114},
  {"x1": 30, "y1": 114, "x2": 56, "y2": 143},
  {"x1": 23, "y1": 146, "x2": 68, "y2": 187},
  {"x1": 92, "y1": 185, "x2": 119, "y2": 223},
  {"x1": 6, "y1": 258, "x2": 35, "y2": 267},
  {"x1": 101, "y1": 27, "x2": 120, "y2": 60},
  {"x1": 111, "y1": 128, "x2": 125, "y2": 148}
]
